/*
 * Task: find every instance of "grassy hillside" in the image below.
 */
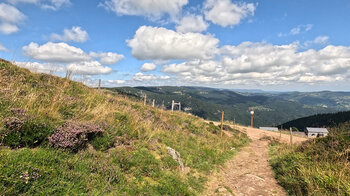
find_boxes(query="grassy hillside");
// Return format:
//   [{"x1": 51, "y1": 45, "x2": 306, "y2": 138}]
[
  {"x1": 279, "y1": 110, "x2": 350, "y2": 131},
  {"x1": 109, "y1": 86, "x2": 346, "y2": 128},
  {"x1": 269, "y1": 123, "x2": 350, "y2": 195},
  {"x1": 0, "y1": 59, "x2": 250, "y2": 195}
]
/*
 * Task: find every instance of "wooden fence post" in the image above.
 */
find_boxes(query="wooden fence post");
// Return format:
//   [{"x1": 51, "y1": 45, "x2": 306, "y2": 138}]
[
  {"x1": 144, "y1": 94, "x2": 147, "y2": 106},
  {"x1": 290, "y1": 127, "x2": 293, "y2": 145},
  {"x1": 221, "y1": 111, "x2": 224, "y2": 138}
]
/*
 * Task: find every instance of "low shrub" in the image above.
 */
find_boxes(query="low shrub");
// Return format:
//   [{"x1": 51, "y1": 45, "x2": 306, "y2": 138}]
[
  {"x1": 91, "y1": 133, "x2": 114, "y2": 151},
  {"x1": 1, "y1": 109, "x2": 53, "y2": 148},
  {"x1": 48, "y1": 122, "x2": 103, "y2": 151}
]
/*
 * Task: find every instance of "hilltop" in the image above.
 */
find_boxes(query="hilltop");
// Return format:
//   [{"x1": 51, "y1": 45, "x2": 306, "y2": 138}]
[
  {"x1": 279, "y1": 110, "x2": 350, "y2": 131},
  {"x1": 108, "y1": 86, "x2": 350, "y2": 127},
  {"x1": 0, "y1": 59, "x2": 249, "y2": 195}
]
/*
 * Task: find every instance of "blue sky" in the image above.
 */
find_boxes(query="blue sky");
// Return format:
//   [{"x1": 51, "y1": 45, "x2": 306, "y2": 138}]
[{"x1": 1, "y1": 0, "x2": 350, "y2": 91}]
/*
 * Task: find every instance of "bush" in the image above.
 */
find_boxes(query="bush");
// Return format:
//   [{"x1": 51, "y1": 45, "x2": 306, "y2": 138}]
[
  {"x1": 1, "y1": 110, "x2": 53, "y2": 148},
  {"x1": 91, "y1": 133, "x2": 114, "y2": 151},
  {"x1": 48, "y1": 122, "x2": 103, "y2": 151}
]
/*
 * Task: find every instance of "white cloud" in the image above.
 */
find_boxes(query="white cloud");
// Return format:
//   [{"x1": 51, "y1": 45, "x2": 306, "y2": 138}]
[
  {"x1": 127, "y1": 26, "x2": 219, "y2": 60},
  {"x1": 6, "y1": 0, "x2": 39, "y2": 4},
  {"x1": 15, "y1": 60, "x2": 113, "y2": 75},
  {"x1": 176, "y1": 15, "x2": 209, "y2": 33},
  {"x1": 313, "y1": 36, "x2": 329, "y2": 44},
  {"x1": 161, "y1": 42, "x2": 350, "y2": 86},
  {"x1": 303, "y1": 36, "x2": 329, "y2": 48},
  {"x1": 0, "y1": 43, "x2": 8, "y2": 52},
  {"x1": 279, "y1": 24, "x2": 313, "y2": 37},
  {"x1": 15, "y1": 61, "x2": 65, "y2": 73},
  {"x1": 67, "y1": 60, "x2": 113, "y2": 75},
  {"x1": 0, "y1": 3, "x2": 26, "y2": 34},
  {"x1": 6, "y1": 0, "x2": 70, "y2": 10},
  {"x1": 290, "y1": 24, "x2": 312, "y2": 35},
  {"x1": 99, "y1": 0, "x2": 188, "y2": 21},
  {"x1": 50, "y1": 26, "x2": 89, "y2": 43},
  {"x1": 204, "y1": 0, "x2": 256, "y2": 27},
  {"x1": 21, "y1": 42, "x2": 124, "y2": 75},
  {"x1": 140, "y1": 63, "x2": 156, "y2": 72},
  {"x1": 89, "y1": 52, "x2": 124, "y2": 65},
  {"x1": 133, "y1": 72, "x2": 170, "y2": 81},
  {"x1": 107, "y1": 79, "x2": 126, "y2": 84},
  {"x1": 40, "y1": 0, "x2": 71, "y2": 10},
  {"x1": 0, "y1": 23, "x2": 20, "y2": 34},
  {"x1": 22, "y1": 42, "x2": 91, "y2": 63}
]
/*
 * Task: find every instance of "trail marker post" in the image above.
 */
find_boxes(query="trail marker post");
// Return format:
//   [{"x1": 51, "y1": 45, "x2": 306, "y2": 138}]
[
  {"x1": 152, "y1": 99, "x2": 155, "y2": 107},
  {"x1": 98, "y1": 79, "x2": 101, "y2": 90},
  {"x1": 250, "y1": 108, "x2": 254, "y2": 127},
  {"x1": 290, "y1": 127, "x2": 293, "y2": 145},
  {"x1": 143, "y1": 94, "x2": 147, "y2": 106}
]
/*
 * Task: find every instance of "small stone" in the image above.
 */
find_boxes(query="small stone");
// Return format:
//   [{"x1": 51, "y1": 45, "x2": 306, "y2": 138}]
[{"x1": 218, "y1": 187, "x2": 227, "y2": 192}]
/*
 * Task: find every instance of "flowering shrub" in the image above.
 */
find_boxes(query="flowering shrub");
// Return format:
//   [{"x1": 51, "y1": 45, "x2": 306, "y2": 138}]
[
  {"x1": 4, "y1": 117, "x2": 24, "y2": 132},
  {"x1": 48, "y1": 122, "x2": 103, "y2": 151},
  {"x1": 1, "y1": 108, "x2": 53, "y2": 148}
]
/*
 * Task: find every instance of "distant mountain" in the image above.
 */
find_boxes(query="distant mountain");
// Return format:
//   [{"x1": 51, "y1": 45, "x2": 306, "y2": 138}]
[
  {"x1": 278, "y1": 111, "x2": 350, "y2": 131},
  {"x1": 107, "y1": 86, "x2": 350, "y2": 127}
]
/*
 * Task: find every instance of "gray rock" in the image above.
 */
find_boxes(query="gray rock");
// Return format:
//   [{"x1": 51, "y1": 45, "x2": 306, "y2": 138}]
[{"x1": 167, "y1": 147, "x2": 184, "y2": 172}]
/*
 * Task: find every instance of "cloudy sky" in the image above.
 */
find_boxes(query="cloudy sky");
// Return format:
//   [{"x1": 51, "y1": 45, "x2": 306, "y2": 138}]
[{"x1": 1, "y1": 0, "x2": 350, "y2": 91}]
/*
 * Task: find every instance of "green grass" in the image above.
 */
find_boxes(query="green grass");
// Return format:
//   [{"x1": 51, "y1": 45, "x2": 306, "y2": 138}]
[
  {"x1": 0, "y1": 59, "x2": 250, "y2": 195},
  {"x1": 269, "y1": 123, "x2": 350, "y2": 195}
]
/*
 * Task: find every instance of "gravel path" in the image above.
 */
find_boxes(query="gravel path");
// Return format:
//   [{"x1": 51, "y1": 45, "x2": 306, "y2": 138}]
[{"x1": 205, "y1": 125, "x2": 307, "y2": 196}]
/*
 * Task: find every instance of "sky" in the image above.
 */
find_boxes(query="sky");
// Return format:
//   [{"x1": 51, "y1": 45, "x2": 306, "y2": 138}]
[{"x1": 1, "y1": 0, "x2": 350, "y2": 91}]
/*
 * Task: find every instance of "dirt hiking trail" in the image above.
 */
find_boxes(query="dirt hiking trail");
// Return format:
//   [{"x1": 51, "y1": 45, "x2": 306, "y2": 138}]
[{"x1": 205, "y1": 125, "x2": 307, "y2": 196}]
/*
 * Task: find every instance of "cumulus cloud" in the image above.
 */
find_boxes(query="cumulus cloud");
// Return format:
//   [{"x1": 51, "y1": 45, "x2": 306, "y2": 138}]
[
  {"x1": 127, "y1": 26, "x2": 219, "y2": 60},
  {"x1": 0, "y1": 3, "x2": 26, "y2": 34},
  {"x1": 99, "y1": 0, "x2": 188, "y2": 21},
  {"x1": 0, "y1": 43, "x2": 8, "y2": 52},
  {"x1": 161, "y1": 42, "x2": 350, "y2": 86},
  {"x1": 176, "y1": 15, "x2": 209, "y2": 33},
  {"x1": 89, "y1": 52, "x2": 124, "y2": 64},
  {"x1": 21, "y1": 42, "x2": 124, "y2": 75},
  {"x1": 204, "y1": 0, "x2": 256, "y2": 27},
  {"x1": 22, "y1": 42, "x2": 91, "y2": 63},
  {"x1": 133, "y1": 72, "x2": 170, "y2": 81},
  {"x1": 67, "y1": 60, "x2": 113, "y2": 75},
  {"x1": 140, "y1": 63, "x2": 157, "y2": 72},
  {"x1": 15, "y1": 61, "x2": 65, "y2": 74},
  {"x1": 50, "y1": 26, "x2": 89, "y2": 43}
]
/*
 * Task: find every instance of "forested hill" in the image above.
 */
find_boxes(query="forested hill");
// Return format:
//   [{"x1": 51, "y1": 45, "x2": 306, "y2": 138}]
[
  {"x1": 278, "y1": 110, "x2": 350, "y2": 131},
  {"x1": 107, "y1": 86, "x2": 350, "y2": 127}
]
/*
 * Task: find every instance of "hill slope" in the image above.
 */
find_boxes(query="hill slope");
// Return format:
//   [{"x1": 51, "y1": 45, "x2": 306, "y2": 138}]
[
  {"x1": 0, "y1": 59, "x2": 249, "y2": 195},
  {"x1": 108, "y1": 86, "x2": 350, "y2": 127},
  {"x1": 279, "y1": 110, "x2": 350, "y2": 131},
  {"x1": 270, "y1": 123, "x2": 350, "y2": 195}
]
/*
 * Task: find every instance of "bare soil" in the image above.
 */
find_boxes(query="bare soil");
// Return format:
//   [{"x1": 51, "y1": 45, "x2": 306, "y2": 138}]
[{"x1": 204, "y1": 125, "x2": 307, "y2": 196}]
